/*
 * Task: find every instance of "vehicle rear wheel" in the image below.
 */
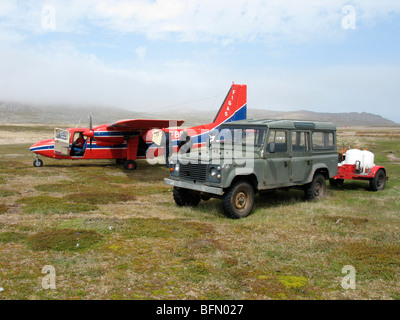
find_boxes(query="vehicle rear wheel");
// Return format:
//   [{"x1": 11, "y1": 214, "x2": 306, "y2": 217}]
[
  {"x1": 223, "y1": 181, "x2": 255, "y2": 219},
  {"x1": 370, "y1": 169, "x2": 386, "y2": 191},
  {"x1": 173, "y1": 187, "x2": 201, "y2": 207},
  {"x1": 123, "y1": 160, "x2": 137, "y2": 170},
  {"x1": 305, "y1": 173, "x2": 326, "y2": 201},
  {"x1": 329, "y1": 178, "x2": 344, "y2": 187},
  {"x1": 33, "y1": 158, "x2": 43, "y2": 167}
]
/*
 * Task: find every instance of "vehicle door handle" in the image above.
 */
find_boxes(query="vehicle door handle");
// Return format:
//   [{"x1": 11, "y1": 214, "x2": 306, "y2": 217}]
[{"x1": 284, "y1": 161, "x2": 289, "y2": 167}]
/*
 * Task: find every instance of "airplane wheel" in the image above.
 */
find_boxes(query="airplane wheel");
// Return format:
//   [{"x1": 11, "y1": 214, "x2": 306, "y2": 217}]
[
  {"x1": 33, "y1": 159, "x2": 43, "y2": 167},
  {"x1": 116, "y1": 159, "x2": 124, "y2": 165},
  {"x1": 123, "y1": 160, "x2": 137, "y2": 170}
]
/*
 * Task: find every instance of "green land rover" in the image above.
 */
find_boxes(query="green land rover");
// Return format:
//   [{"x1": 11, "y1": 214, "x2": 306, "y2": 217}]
[{"x1": 164, "y1": 119, "x2": 338, "y2": 219}]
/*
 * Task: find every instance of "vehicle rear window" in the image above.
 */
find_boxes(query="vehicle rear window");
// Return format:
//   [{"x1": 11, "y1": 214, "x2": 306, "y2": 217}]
[{"x1": 312, "y1": 132, "x2": 334, "y2": 150}]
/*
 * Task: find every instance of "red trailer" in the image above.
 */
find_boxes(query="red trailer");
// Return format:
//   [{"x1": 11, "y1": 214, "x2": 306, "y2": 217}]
[{"x1": 329, "y1": 148, "x2": 388, "y2": 191}]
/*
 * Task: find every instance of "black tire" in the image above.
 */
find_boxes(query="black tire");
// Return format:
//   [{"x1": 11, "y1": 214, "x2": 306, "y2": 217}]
[
  {"x1": 173, "y1": 187, "x2": 201, "y2": 207},
  {"x1": 116, "y1": 158, "x2": 124, "y2": 165},
  {"x1": 222, "y1": 181, "x2": 255, "y2": 219},
  {"x1": 305, "y1": 173, "x2": 326, "y2": 201},
  {"x1": 329, "y1": 178, "x2": 344, "y2": 187},
  {"x1": 123, "y1": 160, "x2": 137, "y2": 170},
  {"x1": 370, "y1": 169, "x2": 386, "y2": 192},
  {"x1": 33, "y1": 159, "x2": 43, "y2": 167}
]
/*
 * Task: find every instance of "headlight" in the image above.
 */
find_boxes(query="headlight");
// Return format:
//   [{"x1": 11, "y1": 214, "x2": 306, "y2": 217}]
[
  {"x1": 208, "y1": 165, "x2": 221, "y2": 181},
  {"x1": 169, "y1": 162, "x2": 180, "y2": 176}
]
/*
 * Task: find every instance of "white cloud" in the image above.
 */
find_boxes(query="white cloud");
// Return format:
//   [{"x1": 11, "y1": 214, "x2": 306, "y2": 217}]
[
  {"x1": 88, "y1": 0, "x2": 400, "y2": 43},
  {"x1": 2, "y1": 1, "x2": 400, "y2": 44}
]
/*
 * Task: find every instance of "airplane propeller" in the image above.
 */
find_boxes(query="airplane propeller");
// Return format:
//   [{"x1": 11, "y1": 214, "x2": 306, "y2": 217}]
[
  {"x1": 88, "y1": 114, "x2": 93, "y2": 150},
  {"x1": 82, "y1": 114, "x2": 94, "y2": 151}
]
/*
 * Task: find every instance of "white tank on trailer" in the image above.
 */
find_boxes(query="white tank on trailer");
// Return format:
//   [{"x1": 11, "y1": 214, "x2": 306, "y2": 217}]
[{"x1": 344, "y1": 149, "x2": 375, "y2": 173}]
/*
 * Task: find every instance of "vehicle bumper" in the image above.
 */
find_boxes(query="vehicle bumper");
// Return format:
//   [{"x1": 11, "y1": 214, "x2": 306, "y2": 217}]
[{"x1": 164, "y1": 178, "x2": 224, "y2": 196}]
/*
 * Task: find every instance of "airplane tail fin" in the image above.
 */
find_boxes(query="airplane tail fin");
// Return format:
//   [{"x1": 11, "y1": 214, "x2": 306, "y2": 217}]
[{"x1": 212, "y1": 83, "x2": 247, "y2": 126}]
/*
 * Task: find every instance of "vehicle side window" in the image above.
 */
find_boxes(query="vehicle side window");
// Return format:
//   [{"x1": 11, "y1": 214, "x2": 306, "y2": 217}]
[
  {"x1": 242, "y1": 129, "x2": 266, "y2": 147},
  {"x1": 291, "y1": 131, "x2": 310, "y2": 152},
  {"x1": 267, "y1": 130, "x2": 287, "y2": 153},
  {"x1": 312, "y1": 131, "x2": 334, "y2": 150}
]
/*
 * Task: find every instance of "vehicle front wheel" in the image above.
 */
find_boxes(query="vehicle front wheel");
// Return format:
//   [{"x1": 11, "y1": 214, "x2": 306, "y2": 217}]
[
  {"x1": 370, "y1": 169, "x2": 386, "y2": 191},
  {"x1": 222, "y1": 181, "x2": 255, "y2": 219},
  {"x1": 123, "y1": 160, "x2": 137, "y2": 170},
  {"x1": 33, "y1": 158, "x2": 43, "y2": 167},
  {"x1": 305, "y1": 173, "x2": 326, "y2": 201},
  {"x1": 173, "y1": 187, "x2": 201, "y2": 207}
]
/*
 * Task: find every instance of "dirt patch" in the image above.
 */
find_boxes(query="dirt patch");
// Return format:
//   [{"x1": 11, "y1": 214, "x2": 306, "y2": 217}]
[
  {"x1": 388, "y1": 153, "x2": 400, "y2": 164},
  {"x1": 0, "y1": 130, "x2": 50, "y2": 145}
]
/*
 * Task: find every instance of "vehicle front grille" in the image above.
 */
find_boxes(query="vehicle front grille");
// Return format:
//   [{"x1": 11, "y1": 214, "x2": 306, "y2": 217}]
[{"x1": 179, "y1": 163, "x2": 208, "y2": 182}]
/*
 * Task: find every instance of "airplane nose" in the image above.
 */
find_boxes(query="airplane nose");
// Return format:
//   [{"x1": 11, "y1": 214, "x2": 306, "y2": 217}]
[
  {"x1": 29, "y1": 139, "x2": 54, "y2": 154},
  {"x1": 30, "y1": 142, "x2": 40, "y2": 152}
]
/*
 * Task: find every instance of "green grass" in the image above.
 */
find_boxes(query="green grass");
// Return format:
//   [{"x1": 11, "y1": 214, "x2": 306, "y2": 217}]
[
  {"x1": 16, "y1": 195, "x2": 98, "y2": 215},
  {"x1": 0, "y1": 126, "x2": 399, "y2": 300},
  {"x1": 0, "y1": 231, "x2": 28, "y2": 243},
  {"x1": 0, "y1": 188, "x2": 19, "y2": 197},
  {"x1": 27, "y1": 229, "x2": 103, "y2": 251}
]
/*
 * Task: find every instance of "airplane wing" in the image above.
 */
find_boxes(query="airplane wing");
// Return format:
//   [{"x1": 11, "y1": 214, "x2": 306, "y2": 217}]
[{"x1": 107, "y1": 119, "x2": 185, "y2": 130}]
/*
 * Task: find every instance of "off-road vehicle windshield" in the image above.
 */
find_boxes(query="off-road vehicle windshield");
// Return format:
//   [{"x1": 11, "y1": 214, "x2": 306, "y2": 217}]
[{"x1": 214, "y1": 126, "x2": 266, "y2": 148}]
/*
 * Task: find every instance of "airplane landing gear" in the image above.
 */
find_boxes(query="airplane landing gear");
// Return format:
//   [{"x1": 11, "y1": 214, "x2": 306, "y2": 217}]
[
  {"x1": 123, "y1": 160, "x2": 137, "y2": 170},
  {"x1": 33, "y1": 157, "x2": 43, "y2": 167}
]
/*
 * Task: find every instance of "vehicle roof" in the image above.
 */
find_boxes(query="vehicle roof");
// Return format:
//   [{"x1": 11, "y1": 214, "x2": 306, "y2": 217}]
[{"x1": 222, "y1": 119, "x2": 336, "y2": 131}]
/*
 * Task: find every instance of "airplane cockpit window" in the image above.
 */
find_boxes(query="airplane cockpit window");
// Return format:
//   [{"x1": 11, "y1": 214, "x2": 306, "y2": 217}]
[
  {"x1": 55, "y1": 129, "x2": 69, "y2": 141},
  {"x1": 152, "y1": 129, "x2": 163, "y2": 146}
]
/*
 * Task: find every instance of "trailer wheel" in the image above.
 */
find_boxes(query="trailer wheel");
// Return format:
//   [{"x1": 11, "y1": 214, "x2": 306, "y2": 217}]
[
  {"x1": 222, "y1": 181, "x2": 255, "y2": 219},
  {"x1": 370, "y1": 169, "x2": 386, "y2": 192},
  {"x1": 123, "y1": 160, "x2": 137, "y2": 170},
  {"x1": 305, "y1": 173, "x2": 326, "y2": 201},
  {"x1": 173, "y1": 187, "x2": 201, "y2": 207},
  {"x1": 33, "y1": 159, "x2": 43, "y2": 167},
  {"x1": 329, "y1": 178, "x2": 344, "y2": 187}
]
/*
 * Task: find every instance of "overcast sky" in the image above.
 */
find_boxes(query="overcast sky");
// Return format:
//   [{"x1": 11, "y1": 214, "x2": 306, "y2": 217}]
[{"x1": 0, "y1": 0, "x2": 399, "y2": 122}]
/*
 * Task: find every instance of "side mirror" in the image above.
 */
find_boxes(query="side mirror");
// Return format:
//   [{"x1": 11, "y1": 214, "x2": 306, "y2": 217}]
[{"x1": 269, "y1": 142, "x2": 276, "y2": 153}]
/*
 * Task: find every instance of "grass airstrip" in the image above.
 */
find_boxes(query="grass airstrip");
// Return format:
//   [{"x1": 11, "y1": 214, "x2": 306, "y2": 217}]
[{"x1": 0, "y1": 125, "x2": 399, "y2": 299}]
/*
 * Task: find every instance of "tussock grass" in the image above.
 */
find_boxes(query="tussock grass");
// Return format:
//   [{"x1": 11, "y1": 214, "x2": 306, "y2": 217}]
[
  {"x1": 0, "y1": 231, "x2": 28, "y2": 243},
  {"x1": 27, "y1": 229, "x2": 103, "y2": 251},
  {"x1": 66, "y1": 191, "x2": 135, "y2": 205},
  {"x1": 122, "y1": 218, "x2": 214, "y2": 239},
  {"x1": 0, "y1": 203, "x2": 8, "y2": 214},
  {"x1": 16, "y1": 195, "x2": 98, "y2": 214}
]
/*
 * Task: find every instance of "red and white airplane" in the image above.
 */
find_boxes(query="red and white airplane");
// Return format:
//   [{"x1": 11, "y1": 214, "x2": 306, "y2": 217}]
[{"x1": 30, "y1": 83, "x2": 247, "y2": 170}]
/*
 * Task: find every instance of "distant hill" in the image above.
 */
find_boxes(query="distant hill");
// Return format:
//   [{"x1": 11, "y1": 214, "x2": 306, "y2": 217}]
[
  {"x1": 246, "y1": 109, "x2": 399, "y2": 127},
  {"x1": 0, "y1": 102, "x2": 398, "y2": 127}
]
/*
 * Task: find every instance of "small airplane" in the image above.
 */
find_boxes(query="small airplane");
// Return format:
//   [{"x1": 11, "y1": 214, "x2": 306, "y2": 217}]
[{"x1": 30, "y1": 83, "x2": 247, "y2": 170}]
